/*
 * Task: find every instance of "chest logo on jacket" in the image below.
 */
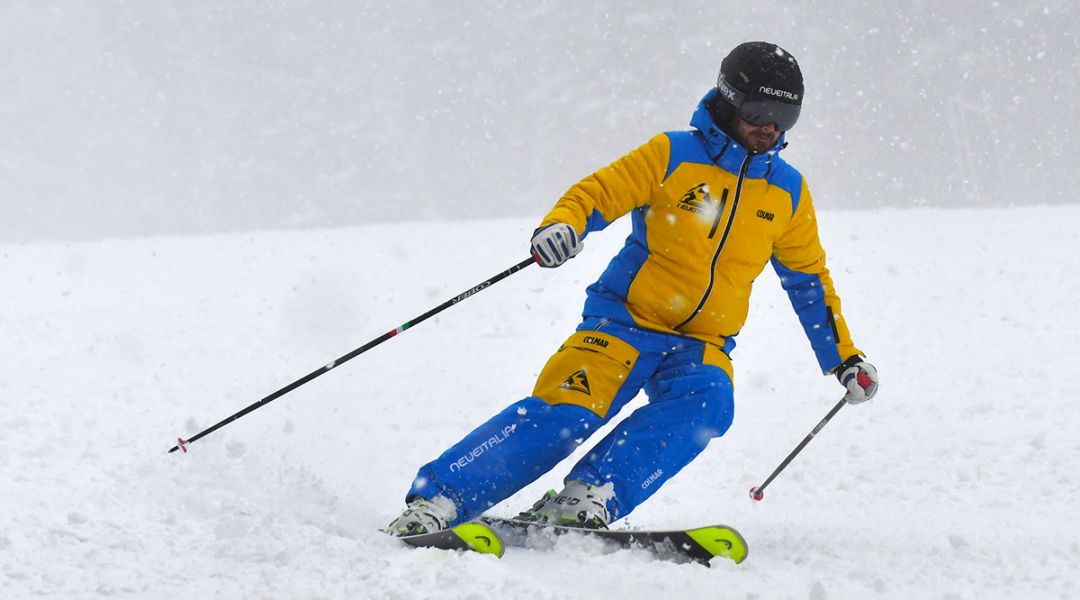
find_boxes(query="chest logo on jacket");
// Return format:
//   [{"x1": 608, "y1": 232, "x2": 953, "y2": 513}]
[
  {"x1": 677, "y1": 183, "x2": 731, "y2": 239},
  {"x1": 677, "y1": 183, "x2": 714, "y2": 215}
]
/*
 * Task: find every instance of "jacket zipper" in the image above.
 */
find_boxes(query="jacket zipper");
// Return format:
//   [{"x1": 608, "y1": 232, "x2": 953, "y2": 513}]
[
  {"x1": 674, "y1": 153, "x2": 753, "y2": 331},
  {"x1": 707, "y1": 188, "x2": 729, "y2": 239}
]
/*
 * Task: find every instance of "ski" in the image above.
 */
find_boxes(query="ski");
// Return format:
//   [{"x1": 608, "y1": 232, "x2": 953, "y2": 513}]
[
  {"x1": 481, "y1": 517, "x2": 747, "y2": 565},
  {"x1": 396, "y1": 522, "x2": 505, "y2": 558}
]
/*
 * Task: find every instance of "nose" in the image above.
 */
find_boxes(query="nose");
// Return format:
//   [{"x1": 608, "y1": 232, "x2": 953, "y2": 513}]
[{"x1": 760, "y1": 122, "x2": 777, "y2": 133}]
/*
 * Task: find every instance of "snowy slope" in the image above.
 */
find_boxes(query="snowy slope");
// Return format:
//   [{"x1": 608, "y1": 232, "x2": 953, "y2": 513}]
[{"x1": 2, "y1": 206, "x2": 1078, "y2": 599}]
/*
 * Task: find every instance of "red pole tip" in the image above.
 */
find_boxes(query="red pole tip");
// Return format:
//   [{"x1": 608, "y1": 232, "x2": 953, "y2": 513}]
[
  {"x1": 749, "y1": 487, "x2": 764, "y2": 501},
  {"x1": 178, "y1": 437, "x2": 188, "y2": 453}
]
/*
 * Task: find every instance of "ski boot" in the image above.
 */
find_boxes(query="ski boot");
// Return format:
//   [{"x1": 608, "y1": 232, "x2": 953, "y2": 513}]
[
  {"x1": 387, "y1": 495, "x2": 457, "y2": 537},
  {"x1": 517, "y1": 480, "x2": 614, "y2": 529}
]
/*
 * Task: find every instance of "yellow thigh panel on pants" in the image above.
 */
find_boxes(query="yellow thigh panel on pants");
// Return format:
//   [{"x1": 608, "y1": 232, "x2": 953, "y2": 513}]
[
  {"x1": 532, "y1": 331, "x2": 641, "y2": 419},
  {"x1": 702, "y1": 342, "x2": 735, "y2": 385}
]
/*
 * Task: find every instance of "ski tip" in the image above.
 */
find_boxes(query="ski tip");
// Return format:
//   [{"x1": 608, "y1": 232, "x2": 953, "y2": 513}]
[
  {"x1": 452, "y1": 523, "x2": 505, "y2": 558},
  {"x1": 686, "y1": 525, "x2": 749, "y2": 564}
]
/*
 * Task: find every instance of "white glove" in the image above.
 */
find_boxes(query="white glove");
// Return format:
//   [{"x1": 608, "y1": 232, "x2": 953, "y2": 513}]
[
  {"x1": 530, "y1": 223, "x2": 582, "y2": 268},
  {"x1": 835, "y1": 356, "x2": 879, "y2": 404}
]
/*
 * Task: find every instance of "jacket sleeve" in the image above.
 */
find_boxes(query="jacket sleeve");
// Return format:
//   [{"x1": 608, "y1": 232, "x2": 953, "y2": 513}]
[
  {"x1": 538, "y1": 133, "x2": 670, "y2": 238},
  {"x1": 771, "y1": 178, "x2": 862, "y2": 374}
]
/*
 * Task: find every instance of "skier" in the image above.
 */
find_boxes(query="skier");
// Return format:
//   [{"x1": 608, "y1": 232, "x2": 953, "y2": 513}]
[{"x1": 389, "y1": 41, "x2": 879, "y2": 535}]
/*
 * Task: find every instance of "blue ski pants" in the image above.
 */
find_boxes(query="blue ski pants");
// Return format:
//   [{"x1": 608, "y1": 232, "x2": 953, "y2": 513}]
[{"x1": 407, "y1": 317, "x2": 735, "y2": 524}]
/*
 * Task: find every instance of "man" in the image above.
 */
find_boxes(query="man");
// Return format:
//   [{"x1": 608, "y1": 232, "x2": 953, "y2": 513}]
[{"x1": 389, "y1": 41, "x2": 879, "y2": 535}]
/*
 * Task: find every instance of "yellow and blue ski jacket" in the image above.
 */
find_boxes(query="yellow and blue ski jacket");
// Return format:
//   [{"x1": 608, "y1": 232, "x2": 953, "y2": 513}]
[{"x1": 540, "y1": 88, "x2": 861, "y2": 374}]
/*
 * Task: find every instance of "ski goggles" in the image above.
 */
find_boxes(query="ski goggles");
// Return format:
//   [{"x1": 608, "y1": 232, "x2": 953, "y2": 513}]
[{"x1": 716, "y1": 75, "x2": 802, "y2": 131}]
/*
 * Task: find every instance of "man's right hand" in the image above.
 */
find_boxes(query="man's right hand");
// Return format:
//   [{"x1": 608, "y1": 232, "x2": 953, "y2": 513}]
[
  {"x1": 530, "y1": 223, "x2": 582, "y2": 268},
  {"x1": 835, "y1": 356, "x2": 879, "y2": 404}
]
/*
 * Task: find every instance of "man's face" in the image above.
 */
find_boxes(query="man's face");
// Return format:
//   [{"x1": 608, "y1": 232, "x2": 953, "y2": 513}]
[{"x1": 730, "y1": 115, "x2": 781, "y2": 153}]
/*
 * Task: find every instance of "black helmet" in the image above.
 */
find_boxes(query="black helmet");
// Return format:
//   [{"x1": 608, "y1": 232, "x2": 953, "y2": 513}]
[{"x1": 716, "y1": 42, "x2": 804, "y2": 131}]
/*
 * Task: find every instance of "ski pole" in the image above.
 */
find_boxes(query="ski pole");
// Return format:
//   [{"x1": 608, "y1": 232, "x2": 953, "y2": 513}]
[
  {"x1": 749, "y1": 396, "x2": 847, "y2": 501},
  {"x1": 168, "y1": 256, "x2": 536, "y2": 454}
]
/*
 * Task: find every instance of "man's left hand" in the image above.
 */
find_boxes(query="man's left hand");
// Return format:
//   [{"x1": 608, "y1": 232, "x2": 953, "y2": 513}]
[{"x1": 835, "y1": 356, "x2": 878, "y2": 404}]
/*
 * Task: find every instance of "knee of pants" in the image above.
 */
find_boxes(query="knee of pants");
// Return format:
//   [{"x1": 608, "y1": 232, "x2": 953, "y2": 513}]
[
  {"x1": 517, "y1": 395, "x2": 607, "y2": 447},
  {"x1": 407, "y1": 396, "x2": 606, "y2": 522},
  {"x1": 645, "y1": 364, "x2": 734, "y2": 439}
]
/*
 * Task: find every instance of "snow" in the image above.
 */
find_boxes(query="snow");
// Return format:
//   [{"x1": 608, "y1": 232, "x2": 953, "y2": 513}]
[{"x1": 3, "y1": 206, "x2": 1079, "y2": 598}]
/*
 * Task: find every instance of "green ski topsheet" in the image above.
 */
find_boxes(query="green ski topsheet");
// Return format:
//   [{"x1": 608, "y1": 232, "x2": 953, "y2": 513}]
[
  {"x1": 397, "y1": 522, "x2": 505, "y2": 558},
  {"x1": 481, "y1": 517, "x2": 748, "y2": 565}
]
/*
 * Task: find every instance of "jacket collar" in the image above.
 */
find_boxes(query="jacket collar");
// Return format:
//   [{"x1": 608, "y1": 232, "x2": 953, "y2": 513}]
[{"x1": 690, "y1": 88, "x2": 787, "y2": 178}]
